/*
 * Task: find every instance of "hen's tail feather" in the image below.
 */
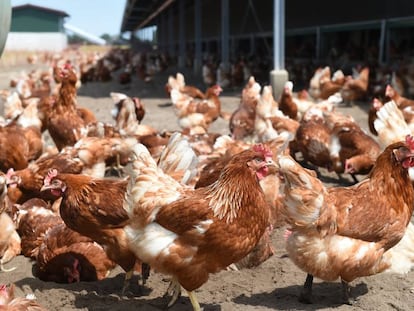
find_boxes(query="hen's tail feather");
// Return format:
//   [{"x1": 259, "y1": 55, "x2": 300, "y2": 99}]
[
  {"x1": 169, "y1": 88, "x2": 181, "y2": 106},
  {"x1": 157, "y1": 132, "x2": 199, "y2": 185},
  {"x1": 374, "y1": 100, "x2": 410, "y2": 147},
  {"x1": 170, "y1": 88, "x2": 190, "y2": 108}
]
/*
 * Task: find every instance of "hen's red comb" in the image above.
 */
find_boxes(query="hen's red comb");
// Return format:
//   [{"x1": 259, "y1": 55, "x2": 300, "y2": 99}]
[
  {"x1": 6, "y1": 168, "x2": 14, "y2": 179},
  {"x1": 253, "y1": 144, "x2": 273, "y2": 158},
  {"x1": 372, "y1": 98, "x2": 383, "y2": 109},
  {"x1": 406, "y1": 135, "x2": 414, "y2": 150},
  {"x1": 44, "y1": 169, "x2": 58, "y2": 186}
]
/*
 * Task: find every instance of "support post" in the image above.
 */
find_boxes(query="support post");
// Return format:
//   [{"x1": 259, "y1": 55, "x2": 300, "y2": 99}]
[
  {"x1": 178, "y1": 0, "x2": 186, "y2": 68},
  {"x1": 270, "y1": 0, "x2": 288, "y2": 101},
  {"x1": 194, "y1": 0, "x2": 202, "y2": 74},
  {"x1": 379, "y1": 19, "x2": 387, "y2": 65},
  {"x1": 221, "y1": 0, "x2": 229, "y2": 65},
  {"x1": 168, "y1": 6, "x2": 175, "y2": 59},
  {"x1": 315, "y1": 26, "x2": 321, "y2": 61}
]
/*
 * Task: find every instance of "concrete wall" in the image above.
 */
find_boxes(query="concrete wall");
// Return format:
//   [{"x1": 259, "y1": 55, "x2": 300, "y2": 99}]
[{"x1": 4, "y1": 32, "x2": 68, "y2": 51}]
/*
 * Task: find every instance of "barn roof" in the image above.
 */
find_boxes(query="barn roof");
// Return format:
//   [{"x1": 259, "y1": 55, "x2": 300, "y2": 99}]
[
  {"x1": 121, "y1": 0, "x2": 172, "y2": 32},
  {"x1": 121, "y1": 0, "x2": 414, "y2": 34},
  {"x1": 13, "y1": 4, "x2": 69, "y2": 17}
]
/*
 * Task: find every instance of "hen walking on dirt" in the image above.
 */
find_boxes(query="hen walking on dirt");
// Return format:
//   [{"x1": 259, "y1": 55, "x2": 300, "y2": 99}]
[
  {"x1": 124, "y1": 143, "x2": 276, "y2": 310},
  {"x1": 278, "y1": 135, "x2": 414, "y2": 304}
]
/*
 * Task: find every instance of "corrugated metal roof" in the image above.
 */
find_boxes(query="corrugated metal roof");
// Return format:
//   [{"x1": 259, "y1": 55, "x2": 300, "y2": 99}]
[
  {"x1": 121, "y1": 0, "x2": 414, "y2": 34},
  {"x1": 121, "y1": 0, "x2": 171, "y2": 32},
  {"x1": 13, "y1": 4, "x2": 69, "y2": 17}
]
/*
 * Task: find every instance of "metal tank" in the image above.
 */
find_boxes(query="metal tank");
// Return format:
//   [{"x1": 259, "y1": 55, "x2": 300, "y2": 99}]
[{"x1": 0, "y1": 0, "x2": 11, "y2": 57}]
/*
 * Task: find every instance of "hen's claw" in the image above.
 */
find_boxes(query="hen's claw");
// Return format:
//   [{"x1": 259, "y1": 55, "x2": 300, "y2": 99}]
[{"x1": 164, "y1": 278, "x2": 181, "y2": 308}]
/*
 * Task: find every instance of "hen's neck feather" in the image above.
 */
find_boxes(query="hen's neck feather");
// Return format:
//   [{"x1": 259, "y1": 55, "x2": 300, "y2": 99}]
[
  {"x1": 206, "y1": 158, "x2": 264, "y2": 223},
  {"x1": 60, "y1": 174, "x2": 127, "y2": 202},
  {"x1": 58, "y1": 82, "x2": 77, "y2": 109},
  {"x1": 369, "y1": 148, "x2": 414, "y2": 217}
]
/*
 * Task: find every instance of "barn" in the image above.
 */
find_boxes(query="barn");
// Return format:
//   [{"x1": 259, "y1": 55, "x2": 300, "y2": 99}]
[
  {"x1": 4, "y1": 4, "x2": 69, "y2": 51},
  {"x1": 121, "y1": 0, "x2": 414, "y2": 71}
]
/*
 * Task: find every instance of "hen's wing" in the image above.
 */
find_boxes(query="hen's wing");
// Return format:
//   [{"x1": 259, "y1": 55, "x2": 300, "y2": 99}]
[
  {"x1": 322, "y1": 181, "x2": 414, "y2": 255},
  {"x1": 81, "y1": 180, "x2": 131, "y2": 228},
  {"x1": 153, "y1": 189, "x2": 211, "y2": 239}
]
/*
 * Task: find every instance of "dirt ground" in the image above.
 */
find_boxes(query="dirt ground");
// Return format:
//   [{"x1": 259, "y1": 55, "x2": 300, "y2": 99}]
[{"x1": 0, "y1": 61, "x2": 414, "y2": 311}]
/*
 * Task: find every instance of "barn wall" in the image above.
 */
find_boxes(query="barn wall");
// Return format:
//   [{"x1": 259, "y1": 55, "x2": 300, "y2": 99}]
[
  {"x1": 11, "y1": 8, "x2": 65, "y2": 32},
  {"x1": 5, "y1": 32, "x2": 68, "y2": 51}
]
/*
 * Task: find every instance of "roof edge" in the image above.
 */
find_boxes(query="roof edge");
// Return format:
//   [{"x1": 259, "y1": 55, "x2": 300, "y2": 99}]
[{"x1": 12, "y1": 4, "x2": 69, "y2": 17}]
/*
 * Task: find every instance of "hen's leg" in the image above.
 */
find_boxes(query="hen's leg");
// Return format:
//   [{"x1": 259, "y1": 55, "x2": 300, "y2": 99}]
[
  {"x1": 298, "y1": 273, "x2": 314, "y2": 304},
  {"x1": 350, "y1": 173, "x2": 359, "y2": 184},
  {"x1": 121, "y1": 269, "x2": 134, "y2": 294},
  {"x1": 164, "y1": 278, "x2": 181, "y2": 308},
  {"x1": 187, "y1": 290, "x2": 201, "y2": 311},
  {"x1": 141, "y1": 263, "x2": 151, "y2": 285},
  {"x1": 341, "y1": 279, "x2": 355, "y2": 305}
]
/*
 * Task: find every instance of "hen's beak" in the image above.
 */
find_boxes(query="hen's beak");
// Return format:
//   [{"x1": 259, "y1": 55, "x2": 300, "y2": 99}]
[
  {"x1": 265, "y1": 159, "x2": 278, "y2": 174},
  {"x1": 40, "y1": 184, "x2": 51, "y2": 192}
]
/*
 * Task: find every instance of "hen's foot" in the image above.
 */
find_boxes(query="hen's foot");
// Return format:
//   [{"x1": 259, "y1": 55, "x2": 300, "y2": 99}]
[
  {"x1": 341, "y1": 280, "x2": 355, "y2": 305},
  {"x1": 298, "y1": 274, "x2": 314, "y2": 304},
  {"x1": 187, "y1": 290, "x2": 202, "y2": 311},
  {"x1": 164, "y1": 278, "x2": 181, "y2": 308}
]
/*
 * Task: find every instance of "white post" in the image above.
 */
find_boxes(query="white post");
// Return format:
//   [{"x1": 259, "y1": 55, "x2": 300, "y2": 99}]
[
  {"x1": 270, "y1": 0, "x2": 288, "y2": 100},
  {"x1": 273, "y1": 0, "x2": 284, "y2": 70}
]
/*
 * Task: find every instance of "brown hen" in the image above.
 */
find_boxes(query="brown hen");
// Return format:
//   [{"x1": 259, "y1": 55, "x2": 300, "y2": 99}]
[
  {"x1": 279, "y1": 135, "x2": 414, "y2": 304},
  {"x1": 124, "y1": 142, "x2": 276, "y2": 310},
  {"x1": 34, "y1": 223, "x2": 116, "y2": 283}
]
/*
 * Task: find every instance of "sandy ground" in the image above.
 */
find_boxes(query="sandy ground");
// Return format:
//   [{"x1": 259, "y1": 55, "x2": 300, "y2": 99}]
[{"x1": 0, "y1": 62, "x2": 414, "y2": 311}]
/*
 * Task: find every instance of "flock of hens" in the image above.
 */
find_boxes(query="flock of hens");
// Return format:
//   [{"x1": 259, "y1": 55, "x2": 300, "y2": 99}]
[{"x1": 0, "y1": 47, "x2": 414, "y2": 311}]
